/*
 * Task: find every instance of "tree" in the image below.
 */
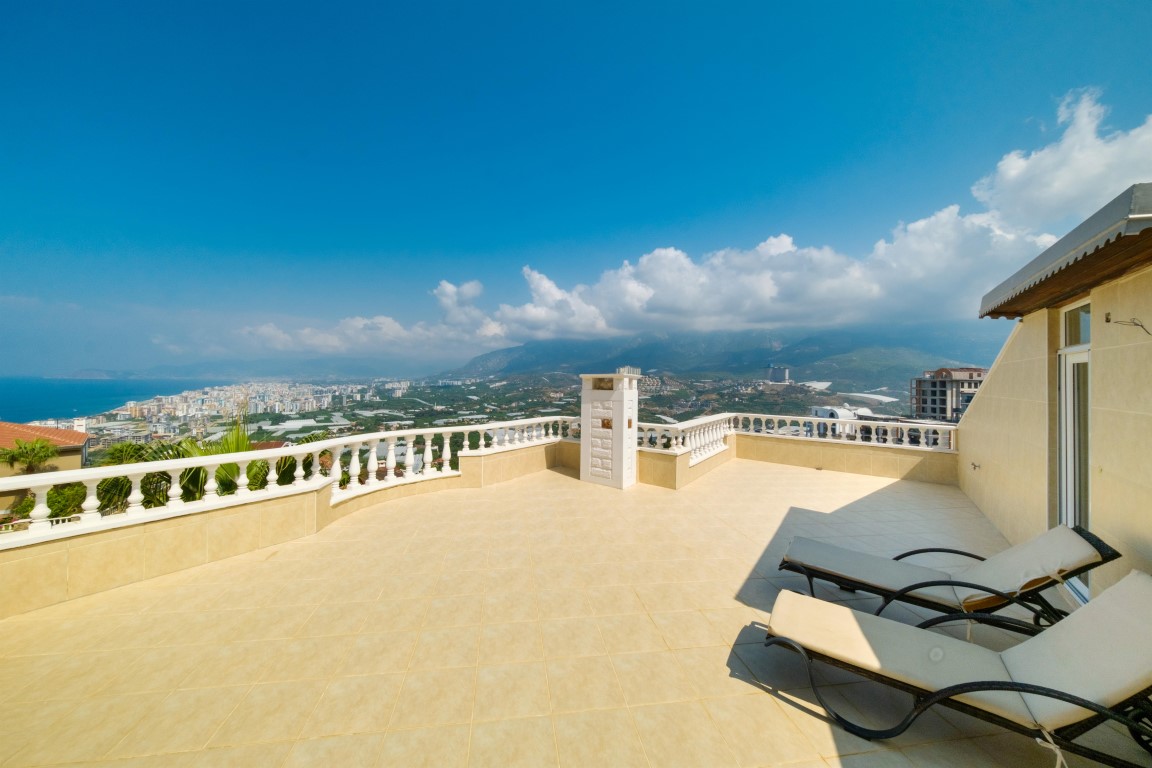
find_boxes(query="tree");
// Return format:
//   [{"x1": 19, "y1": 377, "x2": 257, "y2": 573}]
[{"x1": 0, "y1": 437, "x2": 59, "y2": 475}]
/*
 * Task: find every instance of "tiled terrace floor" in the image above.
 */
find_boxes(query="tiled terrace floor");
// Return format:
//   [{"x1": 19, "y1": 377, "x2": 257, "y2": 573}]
[{"x1": 1, "y1": 459, "x2": 1147, "y2": 767}]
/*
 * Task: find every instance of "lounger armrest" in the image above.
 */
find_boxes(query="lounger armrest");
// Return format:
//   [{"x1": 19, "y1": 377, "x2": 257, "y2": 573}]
[
  {"x1": 876, "y1": 579, "x2": 1051, "y2": 623},
  {"x1": 915, "y1": 611, "x2": 1043, "y2": 637},
  {"x1": 893, "y1": 547, "x2": 985, "y2": 563}
]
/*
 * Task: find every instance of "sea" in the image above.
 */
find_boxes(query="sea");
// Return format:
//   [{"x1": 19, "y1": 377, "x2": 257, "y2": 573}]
[{"x1": 0, "y1": 377, "x2": 232, "y2": 424}]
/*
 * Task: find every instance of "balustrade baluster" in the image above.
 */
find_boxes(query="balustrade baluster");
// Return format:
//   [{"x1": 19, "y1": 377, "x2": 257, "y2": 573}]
[
  {"x1": 366, "y1": 440, "x2": 380, "y2": 485},
  {"x1": 204, "y1": 465, "x2": 220, "y2": 498},
  {"x1": 27, "y1": 484, "x2": 52, "y2": 530},
  {"x1": 349, "y1": 442, "x2": 363, "y2": 486},
  {"x1": 440, "y1": 432, "x2": 451, "y2": 471},
  {"x1": 293, "y1": 452, "x2": 307, "y2": 485},
  {"x1": 421, "y1": 434, "x2": 433, "y2": 474},
  {"x1": 385, "y1": 438, "x2": 397, "y2": 480},
  {"x1": 330, "y1": 445, "x2": 346, "y2": 492},
  {"x1": 126, "y1": 474, "x2": 147, "y2": 514},
  {"x1": 236, "y1": 461, "x2": 251, "y2": 495},
  {"x1": 80, "y1": 479, "x2": 101, "y2": 523}
]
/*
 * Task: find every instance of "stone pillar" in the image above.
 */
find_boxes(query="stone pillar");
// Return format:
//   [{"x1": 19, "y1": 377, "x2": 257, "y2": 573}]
[{"x1": 579, "y1": 369, "x2": 641, "y2": 489}]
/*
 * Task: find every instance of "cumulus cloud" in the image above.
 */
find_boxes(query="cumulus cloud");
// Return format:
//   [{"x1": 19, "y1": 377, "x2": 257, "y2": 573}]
[
  {"x1": 973, "y1": 89, "x2": 1152, "y2": 232},
  {"x1": 237, "y1": 90, "x2": 1152, "y2": 361}
]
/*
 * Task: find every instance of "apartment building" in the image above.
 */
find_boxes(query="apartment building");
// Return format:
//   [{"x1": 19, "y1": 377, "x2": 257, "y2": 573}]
[{"x1": 909, "y1": 367, "x2": 987, "y2": 421}]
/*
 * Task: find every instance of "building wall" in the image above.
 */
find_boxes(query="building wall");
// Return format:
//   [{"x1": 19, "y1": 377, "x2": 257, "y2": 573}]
[
  {"x1": 0, "y1": 446, "x2": 84, "y2": 481},
  {"x1": 958, "y1": 313, "x2": 1056, "y2": 547},
  {"x1": 959, "y1": 263, "x2": 1152, "y2": 593},
  {"x1": 1084, "y1": 265, "x2": 1152, "y2": 590}
]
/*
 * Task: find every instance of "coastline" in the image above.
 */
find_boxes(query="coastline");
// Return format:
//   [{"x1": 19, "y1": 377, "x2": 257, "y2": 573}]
[{"x1": 0, "y1": 377, "x2": 233, "y2": 424}]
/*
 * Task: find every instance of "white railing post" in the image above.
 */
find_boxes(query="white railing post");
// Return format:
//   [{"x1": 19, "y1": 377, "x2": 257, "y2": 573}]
[
  {"x1": 330, "y1": 445, "x2": 345, "y2": 493},
  {"x1": 440, "y1": 431, "x2": 451, "y2": 471},
  {"x1": 421, "y1": 433, "x2": 433, "y2": 474},
  {"x1": 27, "y1": 484, "x2": 52, "y2": 531},
  {"x1": 236, "y1": 461, "x2": 251, "y2": 495},
  {"x1": 385, "y1": 437, "x2": 397, "y2": 481},
  {"x1": 348, "y1": 442, "x2": 362, "y2": 486},
  {"x1": 126, "y1": 473, "x2": 147, "y2": 515},
  {"x1": 366, "y1": 439, "x2": 380, "y2": 486},
  {"x1": 80, "y1": 479, "x2": 101, "y2": 523}
]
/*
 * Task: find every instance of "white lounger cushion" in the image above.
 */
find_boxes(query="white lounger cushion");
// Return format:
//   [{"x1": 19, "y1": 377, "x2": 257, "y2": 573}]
[
  {"x1": 781, "y1": 538, "x2": 959, "y2": 608},
  {"x1": 783, "y1": 524, "x2": 1103, "y2": 612},
  {"x1": 767, "y1": 589, "x2": 1035, "y2": 726},
  {"x1": 1001, "y1": 570, "x2": 1152, "y2": 730},
  {"x1": 768, "y1": 570, "x2": 1152, "y2": 733},
  {"x1": 954, "y1": 525, "x2": 1103, "y2": 610}
]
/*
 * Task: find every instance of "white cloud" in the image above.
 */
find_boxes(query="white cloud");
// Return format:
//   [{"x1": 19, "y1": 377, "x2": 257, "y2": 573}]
[
  {"x1": 973, "y1": 89, "x2": 1152, "y2": 232},
  {"x1": 235, "y1": 90, "x2": 1151, "y2": 362}
]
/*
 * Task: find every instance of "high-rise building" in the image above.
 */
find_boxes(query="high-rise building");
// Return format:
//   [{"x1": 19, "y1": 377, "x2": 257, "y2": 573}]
[{"x1": 909, "y1": 367, "x2": 987, "y2": 422}]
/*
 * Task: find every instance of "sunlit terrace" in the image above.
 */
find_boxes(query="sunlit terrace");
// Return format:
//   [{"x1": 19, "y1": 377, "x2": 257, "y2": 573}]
[{"x1": 2, "y1": 444, "x2": 1146, "y2": 767}]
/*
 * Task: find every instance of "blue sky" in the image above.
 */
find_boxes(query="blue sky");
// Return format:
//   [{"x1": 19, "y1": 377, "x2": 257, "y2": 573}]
[{"x1": 4, "y1": 1, "x2": 1152, "y2": 376}]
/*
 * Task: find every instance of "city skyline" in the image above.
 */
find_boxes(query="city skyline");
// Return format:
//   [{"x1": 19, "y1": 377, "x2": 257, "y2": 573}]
[{"x1": 4, "y1": 2, "x2": 1152, "y2": 376}]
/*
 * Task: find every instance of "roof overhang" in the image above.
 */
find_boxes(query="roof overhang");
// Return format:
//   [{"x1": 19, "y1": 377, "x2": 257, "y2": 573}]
[{"x1": 980, "y1": 183, "x2": 1152, "y2": 319}]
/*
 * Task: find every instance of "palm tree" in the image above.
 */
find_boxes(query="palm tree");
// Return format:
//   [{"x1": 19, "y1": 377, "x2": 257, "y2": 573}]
[{"x1": 0, "y1": 438, "x2": 59, "y2": 474}]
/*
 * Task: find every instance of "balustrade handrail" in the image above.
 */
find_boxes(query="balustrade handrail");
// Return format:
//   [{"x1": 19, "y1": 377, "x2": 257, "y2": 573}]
[
  {"x1": 0, "y1": 414, "x2": 578, "y2": 546},
  {"x1": 0, "y1": 415, "x2": 578, "y2": 494},
  {"x1": 637, "y1": 412, "x2": 957, "y2": 454}
]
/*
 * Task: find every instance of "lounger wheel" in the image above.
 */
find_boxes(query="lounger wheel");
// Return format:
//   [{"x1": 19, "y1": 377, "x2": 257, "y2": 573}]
[{"x1": 1124, "y1": 696, "x2": 1152, "y2": 756}]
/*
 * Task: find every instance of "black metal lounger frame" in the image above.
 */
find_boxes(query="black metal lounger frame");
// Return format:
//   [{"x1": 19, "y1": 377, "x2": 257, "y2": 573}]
[
  {"x1": 778, "y1": 526, "x2": 1121, "y2": 631},
  {"x1": 764, "y1": 626, "x2": 1152, "y2": 767}
]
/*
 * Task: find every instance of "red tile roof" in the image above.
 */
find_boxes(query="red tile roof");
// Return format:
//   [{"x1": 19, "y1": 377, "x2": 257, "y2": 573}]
[{"x1": 0, "y1": 422, "x2": 90, "y2": 450}]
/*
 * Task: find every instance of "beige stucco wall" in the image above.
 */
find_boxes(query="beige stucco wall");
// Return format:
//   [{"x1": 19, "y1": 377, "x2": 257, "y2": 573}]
[
  {"x1": 1082, "y1": 266, "x2": 1152, "y2": 590},
  {"x1": 638, "y1": 445, "x2": 733, "y2": 490},
  {"x1": 734, "y1": 434, "x2": 957, "y2": 485},
  {"x1": 958, "y1": 313, "x2": 1057, "y2": 546}
]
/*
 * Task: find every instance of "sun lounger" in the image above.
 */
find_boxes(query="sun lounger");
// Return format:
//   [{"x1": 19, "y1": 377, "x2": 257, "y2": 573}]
[
  {"x1": 778, "y1": 525, "x2": 1119, "y2": 629},
  {"x1": 763, "y1": 570, "x2": 1152, "y2": 767}
]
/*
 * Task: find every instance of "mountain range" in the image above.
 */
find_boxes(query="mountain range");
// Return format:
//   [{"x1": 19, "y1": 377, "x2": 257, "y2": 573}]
[{"x1": 443, "y1": 321, "x2": 1015, "y2": 394}]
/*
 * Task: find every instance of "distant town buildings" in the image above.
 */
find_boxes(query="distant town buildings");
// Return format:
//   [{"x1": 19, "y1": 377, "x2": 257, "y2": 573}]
[{"x1": 909, "y1": 367, "x2": 987, "y2": 422}]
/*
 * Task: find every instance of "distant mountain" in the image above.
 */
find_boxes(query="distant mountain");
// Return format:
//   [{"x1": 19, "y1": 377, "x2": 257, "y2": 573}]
[{"x1": 443, "y1": 321, "x2": 1013, "y2": 394}]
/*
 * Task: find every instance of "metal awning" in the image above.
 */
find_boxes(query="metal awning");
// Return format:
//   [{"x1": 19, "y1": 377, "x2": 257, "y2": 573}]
[{"x1": 980, "y1": 183, "x2": 1152, "y2": 318}]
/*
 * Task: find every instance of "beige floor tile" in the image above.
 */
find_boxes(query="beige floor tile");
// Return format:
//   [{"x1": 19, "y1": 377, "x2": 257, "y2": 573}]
[
  {"x1": 674, "y1": 645, "x2": 762, "y2": 698},
  {"x1": 295, "y1": 601, "x2": 370, "y2": 637},
  {"x1": 552, "y1": 708, "x2": 648, "y2": 768},
  {"x1": 705, "y1": 693, "x2": 823, "y2": 766},
  {"x1": 339, "y1": 630, "x2": 418, "y2": 676},
  {"x1": 535, "y1": 588, "x2": 593, "y2": 619},
  {"x1": 3, "y1": 692, "x2": 166, "y2": 767},
  {"x1": 378, "y1": 724, "x2": 470, "y2": 767},
  {"x1": 361, "y1": 598, "x2": 431, "y2": 632},
  {"x1": 424, "y1": 595, "x2": 485, "y2": 628},
  {"x1": 482, "y1": 592, "x2": 538, "y2": 623},
  {"x1": 100, "y1": 644, "x2": 211, "y2": 695},
  {"x1": 260, "y1": 635, "x2": 354, "y2": 682},
  {"x1": 108, "y1": 685, "x2": 251, "y2": 757},
  {"x1": 546, "y1": 655, "x2": 625, "y2": 712},
  {"x1": 631, "y1": 701, "x2": 740, "y2": 767},
  {"x1": 468, "y1": 716, "x2": 558, "y2": 768},
  {"x1": 410, "y1": 625, "x2": 480, "y2": 669},
  {"x1": 634, "y1": 582, "x2": 700, "y2": 613},
  {"x1": 477, "y1": 621, "x2": 542, "y2": 664},
  {"x1": 611, "y1": 651, "x2": 698, "y2": 705},
  {"x1": 208, "y1": 678, "x2": 328, "y2": 746},
  {"x1": 283, "y1": 733, "x2": 385, "y2": 767},
  {"x1": 583, "y1": 586, "x2": 646, "y2": 615},
  {"x1": 178, "y1": 641, "x2": 276, "y2": 688},
  {"x1": 300, "y1": 673, "x2": 404, "y2": 737},
  {"x1": 651, "y1": 609, "x2": 729, "y2": 649},
  {"x1": 7, "y1": 650, "x2": 131, "y2": 702},
  {"x1": 389, "y1": 668, "x2": 476, "y2": 728},
  {"x1": 185, "y1": 741, "x2": 294, "y2": 767},
  {"x1": 596, "y1": 614, "x2": 667, "y2": 654},
  {"x1": 474, "y1": 662, "x2": 552, "y2": 721},
  {"x1": 539, "y1": 617, "x2": 606, "y2": 658}
]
